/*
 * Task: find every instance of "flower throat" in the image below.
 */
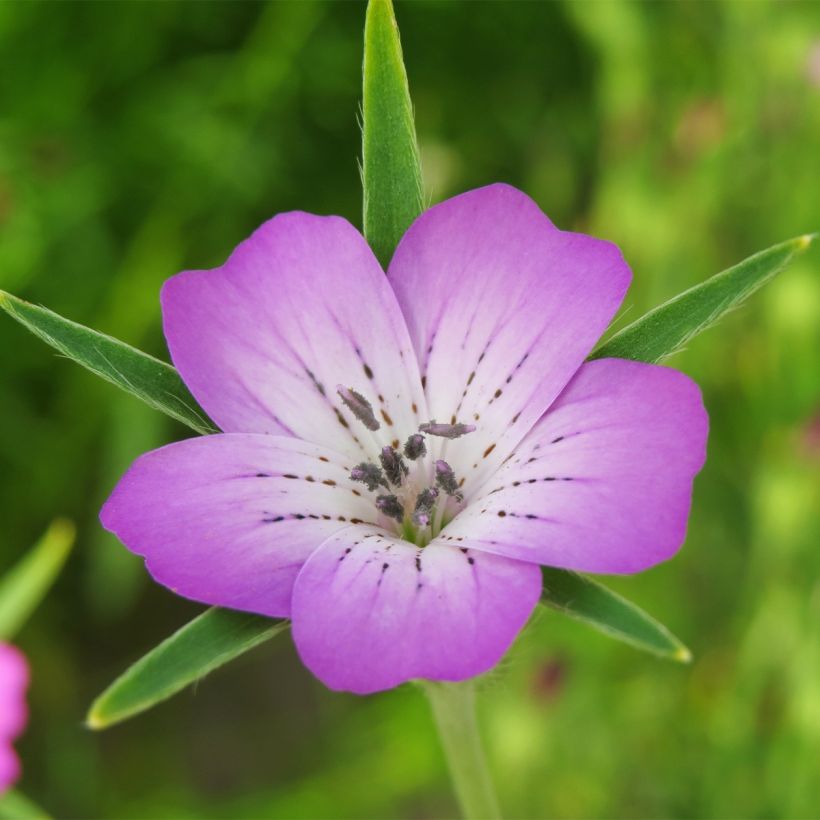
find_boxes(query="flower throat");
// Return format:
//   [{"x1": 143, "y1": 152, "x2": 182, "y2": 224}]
[{"x1": 337, "y1": 384, "x2": 475, "y2": 546}]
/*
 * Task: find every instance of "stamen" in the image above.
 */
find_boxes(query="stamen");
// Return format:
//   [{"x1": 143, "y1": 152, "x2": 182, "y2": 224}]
[
  {"x1": 336, "y1": 385, "x2": 380, "y2": 431},
  {"x1": 419, "y1": 420, "x2": 476, "y2": 439},
  {"x1": 435, "y1": 460, "x2": 464, "y2": 502},
  {"x1": 350, "y1": 462, "x2": 388, "y2": 492},
  {"x1": 380, "y1": 446, "x2": 409, "y2": 487},
  {"x1": 375, "y1": 494, "x2": 405, "y2": 523},
  {"x1": 413, "y1": 487, "x2": 439, "y2": 528},
  {"x1": 403, "y1": 433, "x2": 427, "y2": 460}
]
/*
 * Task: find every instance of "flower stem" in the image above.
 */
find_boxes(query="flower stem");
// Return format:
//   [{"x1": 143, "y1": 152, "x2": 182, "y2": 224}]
[{"x1": 419, "y1": 679, "x2": 501, "y2": 820}]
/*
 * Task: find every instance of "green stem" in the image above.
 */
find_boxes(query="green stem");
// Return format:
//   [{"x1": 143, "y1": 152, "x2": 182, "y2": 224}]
[{"x1": 420, "y1": 680, "x2": 501, "y2": 820}]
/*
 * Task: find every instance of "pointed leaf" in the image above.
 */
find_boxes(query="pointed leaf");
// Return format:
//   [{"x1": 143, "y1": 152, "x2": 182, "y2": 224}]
[
  {"x1": 0, "y1": 791, "x2": 50, "y2": 820},
  {"x1": 87, "y1": 608, "x2": 287, "y2": 729},
  {"x1": 362, "y1": 0, "x2": 424, "y2": 267},
  {"x1": 0, "y1": 291, "x2": 216, "y2": 435},
  {"x1": 592, "y1": 235, "x2": 816, "y2": 363},
  {"x1": 0, "y1": 519, "x2": 75, "y2": 641},
  {"x1": 540, "y1": 567, "x2": 691, "y2": 662}
]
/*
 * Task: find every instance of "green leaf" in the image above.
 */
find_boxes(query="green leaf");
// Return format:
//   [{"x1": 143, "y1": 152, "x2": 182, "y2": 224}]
[
  {"x1": 0, "y1": 519, "x2": 75, "y2": 641},
  {"x1": 362, "y1": 0, "x2": 424, "y2": 267},
  {"x1": 88, "y1": 608, "x2": 287, "y2": 729},
  {"x1": 0, "y1": 290, "x2": 216, "y2": 435},
  {"x1": 540, "y1": 567, "x2": 691, "y2": 662},
  {"x1": 0, "y1": 790, "x2": 50, "y2": 820},
  {"x1": 592, "y1": 235, "x2": 815, "y2": 363}
]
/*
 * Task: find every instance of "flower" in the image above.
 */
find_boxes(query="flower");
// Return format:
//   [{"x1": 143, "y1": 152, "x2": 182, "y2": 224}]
[
  {"x1": 101, "y1": 184, "x2": 708, "y2": 694},
  {"x1": 0, "y1": 643, "x2": 29, "y2": 794}
]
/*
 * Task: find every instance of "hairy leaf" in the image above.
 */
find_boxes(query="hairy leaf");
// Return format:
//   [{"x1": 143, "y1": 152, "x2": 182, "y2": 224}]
[
  {"x1": 88, "y1": 608, "x2": 286, "y2": 729},
  {"x1": 0, "y1": 291, "x2": 215, "y2": 435},
  {"x1": 362, "y1": 0, "x2": 424, "y2": 267},
  {"x1": 592, "y1": 235, "x2": 815, "y2": 363},
  {"x1": 541, "y1": 568, "x2": 691, "y2": 662}
]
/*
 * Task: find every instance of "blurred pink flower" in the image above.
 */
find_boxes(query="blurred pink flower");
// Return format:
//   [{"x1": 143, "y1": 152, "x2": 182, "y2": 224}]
[{"x1": 0, "y1": 643, "x2": 28, "y2": 794}]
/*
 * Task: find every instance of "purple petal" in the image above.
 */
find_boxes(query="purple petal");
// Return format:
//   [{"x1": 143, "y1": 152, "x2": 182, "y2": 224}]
[
  {"x1": 162, "y1": 213, "x2": 428, "y2": 460},
  {"x1": 0, "y1": 643, "x2": 27, "y2": 795},
  {"x1": 442, "y1": 359, "x2": 708, "y2": 573},
  {"x1": 387, "y1": 183, "x2": 630, "y2": 494},
  {"x1": 0, "y1": 644, "x2": 28, "y2": 740},
  {"x1": 0, "y1": 745, "x2": 20, "y2": 796},
  {"x1": 101, "y1": 434, "x2": 382, "y2": 618},
  {"x1": 290, "y1": 527, "x2": 542, "y2": 694}
]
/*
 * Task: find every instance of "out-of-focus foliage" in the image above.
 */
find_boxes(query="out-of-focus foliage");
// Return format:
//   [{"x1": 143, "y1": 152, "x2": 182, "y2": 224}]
[{"x1": 0, "y1": 2, "x2": 817, "y2": 817}]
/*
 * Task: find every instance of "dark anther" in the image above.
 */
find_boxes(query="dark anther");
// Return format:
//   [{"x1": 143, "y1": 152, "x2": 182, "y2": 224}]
[
  {"x1": 380, "y1": 446, "x2": 409, "y2": 487},
  {"x1": 375, "y1": 494, "x2": 405, "y2": 523},
  {"x1": 403, "y1": 433, "x2": 427, "y2": 461},
  {"x1": 349, "y1": 462, "x2": 388, "y2": 492},
  {"x1": 412, "y1": 487, "x2": 439, "y2": 527},
  {"x1": 419, "y1": 420, "x2": 476, "y2": 439},
  {"x1": 435, "y1": 460, "x2": 464, "y2": 502},
  {"x1": 336, "y1": 385, "x2": 381, "y2": 431}
]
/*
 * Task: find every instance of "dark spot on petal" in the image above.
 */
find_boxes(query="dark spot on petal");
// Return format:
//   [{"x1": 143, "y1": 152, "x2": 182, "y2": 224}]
[
  {"x1": 551, "y1": 436, "x2": 564, "y2": 444},
  {"x1": 283, "y1": 474, "x2": 298, "y2": 480},
  {"x1": 323, "y1": 479, "x2": 336, "y2": 486},
  {"x1": 494, "y1": 389, "x2": 502, "y2": 398},
  {"x1": 483, "y1": 444, "x2": 496, "y2": 458},
  {"x1": 363, "y1": 363, "x2": 374, "y2": 379},
  {"x1": 497, "y1": 510, "x2": 507, "y2": 517},
  {"x1": 381, "y1": 409, "x2": 394, "y2": 426},
  {"x1": 319, "y1": 456, "x2": 329, "y2": 463}
]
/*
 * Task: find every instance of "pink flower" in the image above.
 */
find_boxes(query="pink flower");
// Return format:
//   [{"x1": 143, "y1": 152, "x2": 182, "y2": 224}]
[
  {"x1": 101, "y1": 184, "x2": 708, "y2": 694},
  {"x1": 0, "y1": 643, "x2": 29, "y2": 794}
]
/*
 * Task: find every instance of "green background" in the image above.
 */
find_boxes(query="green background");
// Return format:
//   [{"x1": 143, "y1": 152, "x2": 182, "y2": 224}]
[{"x1": 1, "y1": 2, "x2": 819, "y2": 817}]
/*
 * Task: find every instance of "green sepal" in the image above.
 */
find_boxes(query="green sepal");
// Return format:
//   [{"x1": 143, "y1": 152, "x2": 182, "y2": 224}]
[
  {"x1": 0, "y1": 290, "x2": 215, "y2": 435},
  {"x1": 592, "y1": 235, "x2": 815, "y2": 363},
  {"x1": 362, "y1": 0, "x2": 424, "y2": 267},
  {"x1": 87, "y1": 608, "x2": 286, "y2": 729},
  {"x1": 540, "y1": 567, "x2": 691, "y2": 662}
]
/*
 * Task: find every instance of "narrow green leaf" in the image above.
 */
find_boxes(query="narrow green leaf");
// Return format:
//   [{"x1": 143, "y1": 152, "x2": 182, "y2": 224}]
[
  {"x1": 0, "y1": 519, "x2": 75, "y2": 641},
  {"x1": 362, "y1": 0, "x2": 424, "y2": 267},
  {"x1": 0, "y1": 790, "x2": 50, "y2": 820},
  {"x1": 88, "y1": 608, "x2": 287, "y2": 729},
  {"x1": 0, "y1": 290, "x2": 215, "y2": 435},
  {"x1": 540, "y1": 567, "x2": 691, "y2": 662},
  {"x1": 592, "y1": 234, "x2": 816, "y2": 363}
]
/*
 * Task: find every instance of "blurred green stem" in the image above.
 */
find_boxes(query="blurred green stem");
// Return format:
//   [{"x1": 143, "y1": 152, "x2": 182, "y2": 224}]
[{"x1": 420, "y1": 680, "x2": 501, "y2": 820}]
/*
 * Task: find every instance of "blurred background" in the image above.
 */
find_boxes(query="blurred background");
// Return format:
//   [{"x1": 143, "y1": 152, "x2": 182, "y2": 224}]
[{"x1": 1, "y1": 1, "x2": 819, "y2": 817}]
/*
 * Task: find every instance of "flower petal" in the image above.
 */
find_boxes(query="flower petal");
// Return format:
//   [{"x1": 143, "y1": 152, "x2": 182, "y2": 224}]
[
  {"x1": 387, "y1": 183, "x2": 630, "y2": 492},
  {"x1": 291, "y1": 526, "x2": 542, "y2": 694},
  {"x1": 0, "y1": 744, "x2": 21, "y2": 795},
  {"x1": 101, "y1": 434, "x2": 383, "y2": 618},
  {"x1": 441, "y1": 359, "x2": 708, "y2": 573},
  {"x1": 0, "y1": 644, "x2": 28, "y2": 741},
  {"x1": 162, "y1": 213, "x2": 428, "y2": 459}
]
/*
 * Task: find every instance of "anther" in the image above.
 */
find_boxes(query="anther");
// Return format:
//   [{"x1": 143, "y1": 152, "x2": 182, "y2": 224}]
[
  {"x1": 412, "y1": 487, "x2": 439, "y2": 528},
  {"x1": 419, "y1": 420, "x2": 476, "y2": 439},
  {"x1": 375, "y1": 494, "x2": 405, "y2": 523},
  {"x1": 380, "y1": 446, "x2": 409, "y2": 487},
  {"x1": 349, "y1": 462, "x2": 388, "y2": 492},
  {"x1": 435, "y1": 460, "x2": 464, "y2": 502},
  {"x1": 336, "y1": 385, "x2": 381, "y2": 431},
  {"x1": 403, "y1": 433, "x2": 427, "y2": 461}
]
